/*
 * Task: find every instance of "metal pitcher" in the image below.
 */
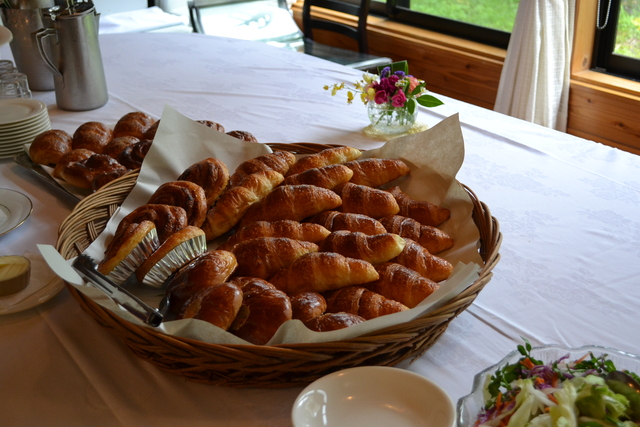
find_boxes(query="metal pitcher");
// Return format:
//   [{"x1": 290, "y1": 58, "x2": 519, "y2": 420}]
[{"x1": 34, "y1": 1, "x2": 108, "y2": 111}]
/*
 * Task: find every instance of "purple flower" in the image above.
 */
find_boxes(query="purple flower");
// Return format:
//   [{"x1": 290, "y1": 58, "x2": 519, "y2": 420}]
[
  {"x1": 380, "y1": 67, "x2": 391, "y2": 78},
  {"x1": 391, "y1": 90, "x2": 407, "y2": 107},
  {"x1": 374, "y1": 90, "x2": 388, "y2": 104},
  {"x1": 394, "y1": 70, "x2": 406, "y2": 78}
]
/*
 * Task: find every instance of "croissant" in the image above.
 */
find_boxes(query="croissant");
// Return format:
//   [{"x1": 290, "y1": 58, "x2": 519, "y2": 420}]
[
  {"x1": 388, "y1": 186, "x2": 450, "y2": 227},
  {"x1": 282, "y1": 164, "x2": 353, "y2": 189},
  {"x1": 379, "y1": 215, "x2": 454, "y2": 254},
  {"x1": 319, "y1": 230, "x2": 406, "y2": 264},
  {"x1": 344, "y1": 158, "x2": 410, "y2": 187},
  {"x1": 289, "y1": 292, "x2": 327, "y2": 323},
  {"x1": 238, "y1": 184, "x2": 342, "y2": 228},
  {"x1": 177, "y1": 157, "x2": 229, "y2": 207},
  {"x1": 231, "y1": 237, "x2": 319, "y2": 279},
  {"x1": 230, "y1": 284, "x2": 292, "y2": 345},
  {"x1": 336, "y1": 182, "x2": 400, "y2": 219},
  {"x1": 115, "y1": 204, "x2": 188, "y2": 244},
  {"x1": 148, "y1": 181, "x2": 207, "y2": 227},
  {"x1": 324, "y1": 286, "x2": 408, "y2": 319},
  {"x1": 201, "y1": 169, "x2": 284, "y2": 240},
  {"x1": 392, "y1": 238, "x2": 454, "y2": 282},
  {"x1": 165, "y1": 250, "x2": 238, "y2": 314},
  {"x1": 286, "y1": 146, "x2": 362, "y2": 176},
  {"x1": 309, "y1": 211, "x2": 387, "y2": 235},
  {"x1": 228, "y1": 276, "x2": 276, "y2": 293},
  {"x1": 220, "y1": 220, "x2": 330, "y2": 251},
  {"x1": 364, "y1": 263, "x2": 439, "y2": 308},
  {"x1": 229, "y1": 151, "x2": 296, "y2": 187},
  {"x1": 178, "y1": 282, "x2": 243, "y2": 331},
  {"x1": 269, "y1": 252, "x2": 379, "y2": 294},
  {"x1": 304, "y1": 312, "x2": 365, "y2": 332}
]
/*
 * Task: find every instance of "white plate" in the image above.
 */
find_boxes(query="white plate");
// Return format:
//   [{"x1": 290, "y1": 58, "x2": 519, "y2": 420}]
[
  {"x1": 0, "y1": 122, "x2": 51, "y2": 144},
  {"x1": 0, "y1": 99, "x2": 47, "y2": 126},
  {"x1": 0, "y1": 113, "x2": 50, "y2": 135},
  {"x1": 0, "y1": 26, "x2": 12, "y2": 47},
  {"x1": 0, "y1": 188, "x2": 33, "y2": 236},
  {"x1": 292, "y1": 366, "x2": 455, "y2": 427}
]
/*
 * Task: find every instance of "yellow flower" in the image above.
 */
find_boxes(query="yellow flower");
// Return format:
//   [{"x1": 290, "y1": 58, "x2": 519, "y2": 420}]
[{"x1": 347, "y1": 91, "x2": 355, "y2": 104}]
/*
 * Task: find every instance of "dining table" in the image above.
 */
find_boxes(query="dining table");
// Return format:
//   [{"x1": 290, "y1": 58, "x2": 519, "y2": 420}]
[{"x1": 1, "y1": 31, "x2": 640, "y2": 427}]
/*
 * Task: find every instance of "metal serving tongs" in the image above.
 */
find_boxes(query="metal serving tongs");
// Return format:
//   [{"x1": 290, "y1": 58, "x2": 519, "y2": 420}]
[{"x1": 72, "y1": 254, "x2": 165, "y2": 327}]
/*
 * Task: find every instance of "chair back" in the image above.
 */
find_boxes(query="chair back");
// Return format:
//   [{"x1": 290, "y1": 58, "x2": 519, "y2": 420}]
[{"x1": 302, "y1": 0, "x2": 371, "y2": 53}]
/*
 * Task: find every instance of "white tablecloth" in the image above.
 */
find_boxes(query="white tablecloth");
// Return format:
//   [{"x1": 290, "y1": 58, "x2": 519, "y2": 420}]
[{"x1": 1, "y1": 33, "x2": 639, "y2": 426}]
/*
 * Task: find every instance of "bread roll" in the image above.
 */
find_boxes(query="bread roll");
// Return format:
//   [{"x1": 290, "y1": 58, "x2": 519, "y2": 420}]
[
  {"x1": 220, "y1": 220, "x2": 330, "y2": 251},
  {"x1": 304, "y1": 312, "x2": 365, "y2": 332},
  {"x1": 229, "y1": 151, "x2": 296, "y2": 187},
  {"x1": 269, "y1": 252, "x2": 379, "y2": 294},
  {"x1": 392, "y1": 238, "x2": 453, "y2": 282},
  {"x1": 379, "y1": 215, "x2": 454, "y2": 254},
  {"x1": 115, "y1": 204, "x2": 188, "y2": 244},
  {"x1": 148, "y1": 181, "x2": 207, "y2": 227},
  {"x1": 309, "y1": 211, "x2": 387, "y2": 235},
  {"x1": 388, "y1": 186, "x2": 450, "y2": 227},
  {"x1": 230, "y1": 285, "x2": 292, "y2": 345},
  {"x1": 177, "y1": 157, "x2": 229, "y2": 207},
  {"x1": 201, "y1": 169, "x2": 284, "y2": 240},
  {"x1": 98, "y1": 220, "x2": 158, "y2": 276},
  {"x1": 165, "y1": 250, "x2": 238, "y2": 314},
  {"x1": 178, "y1": 282, "x2": 243, "y2": 331},
  {"x1": 318, "y1": 230, "x2": 406, "y2": 264},
  {"x1": 364, "y1": 263, "x2": 439, "y2": 308},
  {"x1": 72, "y1": 121, "x2": 113, "y2": 153},
  {"x1": 52, "y1": 148, "x2": 94, "y2": 179},
  {"x1": 290, "y1": 292, "x2": 327, "y2": 323},
  {"x1": 29, "y1": 129, "x2": 72, "y2": 166},
  {"x1": 226, "y1": 130, "x2": 258, "y2": 142},
  {"x1": 102, "y1": 136, "x2": 139, "y2": 160},
  {"x1": 117, "y1": 139, "x2": 152, "y2": 169},
  {"x1": 91, "y1": 169, "x2": 129, "y2": 191},
  {"x1": 286, "y1": 146, "x2": 362, "y2": 176},
  {"x1": 59, "y1": 154, "x2": 127, "y2": 190},
  {"x1": 239, "y1": 184, "x2": 342, "y2": 228},
  {"x1": 281, "y1": 164, "x2": 353, "y2": 189},
  {"x1": 324, "y1": 286, "x2": 408, "y2": 319},
  {"x1": 143, "y1": 120, "x2": 160, "y2": 140},
  {"x1": 196, "y1": 119, "x2": 224, "y2": 132},
  {"x1": 113, "y1": 112, "x2": 156, "y2": 139},
  {"x1": 231, "y1": 237, "x2": 318, "y2": 279},
  {"x1": 344, "y1": 158, "x2": 410, "y2": 187},
  {"x1": 336, "y1": 182, "x2": 399, "y2": 219}
]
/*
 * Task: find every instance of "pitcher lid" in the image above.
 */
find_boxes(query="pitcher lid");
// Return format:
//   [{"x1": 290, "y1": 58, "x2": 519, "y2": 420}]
[{"x1": 48, "y1": 1, "x2": 95, "y2": 20}]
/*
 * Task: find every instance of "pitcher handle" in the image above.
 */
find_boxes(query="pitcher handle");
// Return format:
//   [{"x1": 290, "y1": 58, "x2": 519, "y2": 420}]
[{"x1": 34, "y1": 27, "x2": 62, "y2": 78}]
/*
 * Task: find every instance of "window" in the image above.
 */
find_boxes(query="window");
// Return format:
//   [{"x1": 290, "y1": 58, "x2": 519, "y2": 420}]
[
  {"x1": 593, "y1": 0, "x2": 640, "y2": 81},
  {"x1": 368, "y1": 0, "x2": 520, "y2": 49}
]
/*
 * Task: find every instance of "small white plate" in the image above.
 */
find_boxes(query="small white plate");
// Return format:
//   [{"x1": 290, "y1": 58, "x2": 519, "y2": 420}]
[
  {"x1": 0, "y1": 26, "x2": 12, "y2": 47},
  {"x1": 292, "y1": 366, "x2": 455, "y2": 427},
  {"x1": 0, "y1": 188, "x2": 33, "y2": 236},
  {"x1": 0, "y1": 99, "x2": 47, "y2": 126}
]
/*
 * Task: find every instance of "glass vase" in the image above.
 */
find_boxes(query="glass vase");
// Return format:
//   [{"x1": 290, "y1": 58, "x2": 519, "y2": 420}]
[{"x1": 367, "y1": 102, "x2": 418, "y2": 134}]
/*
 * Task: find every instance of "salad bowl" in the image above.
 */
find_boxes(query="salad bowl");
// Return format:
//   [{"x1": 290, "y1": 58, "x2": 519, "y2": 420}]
[{"x1": 457, "y1": 344, "x2": 640, "y2": 427}]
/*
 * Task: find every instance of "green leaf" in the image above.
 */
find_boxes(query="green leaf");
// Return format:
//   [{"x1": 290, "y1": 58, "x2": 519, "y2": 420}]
[
  {"x1": 378, "y1": 60, "x2": 409, "y2": 75},
  {"x1": 407, "y1": 98, "x2": 417, "y2": 114},
  {"x1": 416, "y1": 94, "x2": 444, "y2": 108}
]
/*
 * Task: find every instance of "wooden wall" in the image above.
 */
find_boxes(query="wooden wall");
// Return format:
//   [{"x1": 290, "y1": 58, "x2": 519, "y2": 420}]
[{"x1": 293, "y1": 2, "x2": 640, "y2": 155}]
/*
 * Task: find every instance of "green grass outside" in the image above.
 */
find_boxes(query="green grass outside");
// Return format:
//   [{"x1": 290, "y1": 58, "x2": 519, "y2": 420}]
[{"x1": 615, "y1": 0, "x2": 640, "y2": 58}]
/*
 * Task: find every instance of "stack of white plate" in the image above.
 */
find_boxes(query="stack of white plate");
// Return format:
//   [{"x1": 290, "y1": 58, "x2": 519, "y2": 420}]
[{"x1": 0, "y1": 98, "x2": 51, "y2": 159}]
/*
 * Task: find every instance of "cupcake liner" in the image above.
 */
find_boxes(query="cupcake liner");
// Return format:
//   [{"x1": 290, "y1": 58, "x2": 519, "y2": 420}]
[
  {"x1": 106, "y1": 228, "x2": 159, "y2": 285},
  {"x1": 141, "y1": 234, "x2": 207, "y2": 288}
]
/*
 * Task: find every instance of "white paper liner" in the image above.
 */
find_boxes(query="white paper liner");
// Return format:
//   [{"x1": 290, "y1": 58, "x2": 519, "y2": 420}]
[
  {"x1": 47, "y1": 105, "x2": 487, "y2": 346},
  {"x1": 106, "y1": 228, "x2": 159, "y2": 285},
  {"x1": 141, "y1": 233, "x2": 207, "y2": 288}
]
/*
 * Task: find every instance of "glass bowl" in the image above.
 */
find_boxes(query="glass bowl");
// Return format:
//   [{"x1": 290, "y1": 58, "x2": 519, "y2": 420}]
[{"x1": 456, "y1": 344, "x2": 640, "y2": 427}]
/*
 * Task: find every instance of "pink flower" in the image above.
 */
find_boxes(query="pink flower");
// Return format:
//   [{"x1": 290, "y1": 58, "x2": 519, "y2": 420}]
[
  {"x1": 374, "y1": 90, "x2": 388, "y2": 104},
  {"x1": 408, "y1": 76, "x2": 419, "y2": 93},
  {"x1": 391, "y1": 90, "x2": 407, "y2": 108}
]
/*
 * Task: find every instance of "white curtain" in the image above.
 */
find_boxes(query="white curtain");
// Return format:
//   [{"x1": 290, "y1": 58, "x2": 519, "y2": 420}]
[{"x1": 494, "y1": 0, "x2": 576, "y2": 132}]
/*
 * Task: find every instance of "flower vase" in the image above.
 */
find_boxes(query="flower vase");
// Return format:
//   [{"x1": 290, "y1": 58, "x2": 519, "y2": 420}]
[{"x1": 367, "y1": 102, "x2": 418, "y2": 135}]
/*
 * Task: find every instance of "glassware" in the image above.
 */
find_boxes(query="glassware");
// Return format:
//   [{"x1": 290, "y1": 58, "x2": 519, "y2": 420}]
[
  {"x1": 0, "y1": 72, "x2": 32, "y2": 99},
  {"x1": 367, "y1": 102, "x2": 418, "y2": 135},
  {"x1": 0, "y1": 60, "x2": 17, "y2": 76}
]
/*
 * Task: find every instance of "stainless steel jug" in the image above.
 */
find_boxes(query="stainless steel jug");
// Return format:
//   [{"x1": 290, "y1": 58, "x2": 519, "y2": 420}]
[
  {"x1": 34, "y1": 1, "x2": 108, "y2": 111},
  {"x1": 0, "y1": 6, "x2": 56, "y2": 91}
]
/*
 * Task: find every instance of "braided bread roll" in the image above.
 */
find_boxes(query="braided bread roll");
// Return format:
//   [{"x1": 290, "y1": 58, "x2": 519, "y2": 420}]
[
  {"x1": 177, "y1": 157, "x2": 229, "y2": 207},
  {"x1": 53, "y1": 148, "x2": 94, "y2": 179},
  {"x1": 286, "y1": 146, "x2": 362, "y2": 176},
  {"x1": 239, "y1": 184, "x2": 342, "y2": 228},
  {"x1": 178, "y1": 282, "x2": 243, "y2": 331},
  {"x1": 289, "y1": 292, "x2": 327, "y2": 323},
  {"x1": 392, "y1": 238, "x2": 454, "y2": 282},
  {"x1": 336, "y1": 182, "x2": 400, "y2": 219},
  {"x1": 115, "y1": 204, "x2": 188, "y2": 244},
  {"x1": 201, "y1": 169, "x2": 284, "y2": 240},
  {"x1": 309, "y1": 211, "x2": 387, "y2": 235},
  {"x1": 231, "y1": 237, "x2": 319, "y2": 279},
  {"x1": 59, "y1": 154, "x2": 127, "y2": 190},
  {"x1": 324, "y1": 286, "x2": 408, "y2": 319},
  {"x1": 282, "y1": 164, "x2": 353, "y2": 189},
  {"x1": 117, "y1": 139, "x2": 152, "y2": 169},
  {"x1": 220, "y1": 220, "x2": 330, "y2": 251},
  {"x1": 344, "y1": 158, "x2": 410, "y2": 187},
  {"x1": 388, "y1": 186, "x2": 450, "y2": 227},
  {"x1": 229, "y1": 151, "x2": 296, "y2": 187},
  {"x1": 269, "y1": 252, "x2": 379, "y2": 294},
  {"x1": 365, "y1": 263, "x2": 439, "y2": 308},
  {"x1": 148, "y1": 181, "x2": 207, "y2": 227},
  {"x1": 319, "y1": 230, "x2": 406, "y2": 265},
  {"x1": 379, "y1": 215, "x2": 454, "y2": 255}
]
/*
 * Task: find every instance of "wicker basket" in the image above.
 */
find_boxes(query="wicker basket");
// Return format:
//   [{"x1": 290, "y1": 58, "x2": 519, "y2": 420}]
[{"x1": 56, "y1": 143, "x2": 502, "y2": 388}]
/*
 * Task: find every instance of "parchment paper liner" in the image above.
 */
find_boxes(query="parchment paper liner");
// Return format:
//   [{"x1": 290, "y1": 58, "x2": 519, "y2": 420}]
[{"x1": 68, "y1": 105, "x2": 483, "y2": 346}]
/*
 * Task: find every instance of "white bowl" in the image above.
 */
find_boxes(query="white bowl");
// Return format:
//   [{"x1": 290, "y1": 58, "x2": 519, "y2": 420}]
[{"x1": 292, "y1": 366, "x2": 455, "y2": 427}]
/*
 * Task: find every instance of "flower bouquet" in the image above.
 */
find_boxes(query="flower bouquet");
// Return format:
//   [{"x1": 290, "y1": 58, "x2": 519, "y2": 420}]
[{"x1": 325, "y1": 61, "x2": 443, "y2": 135}]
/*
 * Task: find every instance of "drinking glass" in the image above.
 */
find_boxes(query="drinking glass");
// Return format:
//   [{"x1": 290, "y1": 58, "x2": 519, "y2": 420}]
[{"x1": 0, "y1": 72, "x2": 33, "y2": 99}]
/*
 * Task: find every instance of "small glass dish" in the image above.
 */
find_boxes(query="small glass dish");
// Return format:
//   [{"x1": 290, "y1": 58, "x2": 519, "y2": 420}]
[{"x1": 456, "y1": 344, "x2": 640, "y2": 427}]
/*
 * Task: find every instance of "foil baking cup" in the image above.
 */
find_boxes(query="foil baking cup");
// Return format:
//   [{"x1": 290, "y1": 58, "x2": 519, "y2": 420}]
[
  {"x1": 141, "y1": 234, "x2": 207, "y2": 288},
  {"x1": 107, "y1": 228, "x2": 160, "y2": 285}
]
